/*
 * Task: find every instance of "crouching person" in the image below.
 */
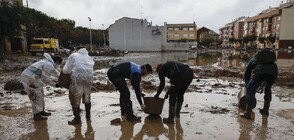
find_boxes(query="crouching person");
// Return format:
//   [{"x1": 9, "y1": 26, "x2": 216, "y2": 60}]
[
  {"x1": 63, "y1": 47, "x2": 94, "y2": 124},
  {"x1": 154, "y1": 61, "x2": 193, "y2": 124},
  {"x1": 241, "y1": 48, "x2": 278, "y2": 120},
  {"x1": 107, "y1": 62, "x2": 152, "y2": 121},
  {"x1": 21, "y1": 53, "x2": 62, "y2": 120}
]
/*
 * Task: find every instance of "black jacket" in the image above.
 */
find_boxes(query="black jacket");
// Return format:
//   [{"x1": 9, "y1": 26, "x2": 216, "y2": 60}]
[
  {"x1": 244, "y1": 57, "x2": 278, "y2": 84},
  {"x1": 112, "y1": 62, "x2": 143, "y2": 104},
  {"x1": 156, "y1": 61, "x2": 188, "y2": 95}
]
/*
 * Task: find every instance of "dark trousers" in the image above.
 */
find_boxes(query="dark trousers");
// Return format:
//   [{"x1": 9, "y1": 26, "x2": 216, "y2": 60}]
[
  {"x1": 168, "y1": 67, "x2": 193, "y2": 107},
  {"x1": 246, "y1": 74, "x2": 276, "y2": 106},
  {"x1": 107, "y1": 68, "x2": 134, "y2": 118}
]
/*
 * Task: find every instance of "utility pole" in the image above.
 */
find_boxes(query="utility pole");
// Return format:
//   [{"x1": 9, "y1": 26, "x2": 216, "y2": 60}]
[
  {"x1": 26, "y1": 0, "x2": 28, "y2": 8},
  {"x1": 102, "y1": 24, "x2": 106, "y2": 48},
  {"x1": 88, "y1": 17, "x2": 92, "y2": 52}
]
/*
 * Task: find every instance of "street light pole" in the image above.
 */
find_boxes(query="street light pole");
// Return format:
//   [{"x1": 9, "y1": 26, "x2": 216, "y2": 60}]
[
  {"x1": 102, "y1": 24, "x2": 106, "y2": 48},
  {"x1": 88, "y1": 17, "x2": 92, "y2": 52}
]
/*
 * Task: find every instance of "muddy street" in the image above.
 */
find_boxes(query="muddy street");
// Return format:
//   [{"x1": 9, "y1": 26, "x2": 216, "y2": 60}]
[{"x1": 1, "y1": 51, "x2": 294, "y2": 139}]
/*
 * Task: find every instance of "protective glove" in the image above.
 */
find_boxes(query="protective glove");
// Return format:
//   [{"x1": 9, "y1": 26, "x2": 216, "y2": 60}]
[
  {"x1": 140, "y1": 104, "x2": 146, "y2": 111},
  {"x1": 55, "y1": 84, "x2": 60, "y2": 87},
  {"x1": 164, "y1": 93, "x2": 169, "y2": 99},
  {"x1": 154, "y1": 93, "x2": 160, "y2": 98},
  {"x1": 141, "y1": 93, "x2": 146, "y2": 97}
]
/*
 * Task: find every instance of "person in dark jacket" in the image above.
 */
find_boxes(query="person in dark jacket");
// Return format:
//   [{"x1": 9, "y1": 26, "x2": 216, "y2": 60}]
[
  {"x1": 107, "y1": 62, "x2": 152, "y2": 121},
  {"x1": 241, "y1": 48, "x2": 278, "y2": 119},
  {"x1": 154, "y1": 61, "x2": 193, "y2": 124}
]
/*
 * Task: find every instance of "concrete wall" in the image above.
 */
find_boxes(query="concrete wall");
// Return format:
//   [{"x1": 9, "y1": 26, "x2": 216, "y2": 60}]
[
  {"x1": 109, "y1": 17, "x2": 161, "y2": 51},
  {"x1": 280, "y1": 8, "x2": 294, "y2": 40}
]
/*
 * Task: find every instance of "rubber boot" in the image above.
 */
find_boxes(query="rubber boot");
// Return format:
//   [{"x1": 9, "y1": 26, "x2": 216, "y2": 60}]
[
  {"x1": 259, "y1": 102, "x2": 270, "y2": 115},
  {"x1": 163, "y1": 106, "x2": 175, "y2": 124},
  {"x1": 85, "y1": 103, "x2": 91, "y2": 120},
  {"x1": 175, "y1": 102, "x2": 183, "y2": 118},
  {"x1": 34, "y1": 112, "x2": 48, "y2": 121},
  {"x1": 126, "y1": 102, "x2": 141, "y2": 121},
  {"x1": 40, "y1": 110, "x2": 51, "y2": 116},
  {"x1": 68, "y1": 107, "x2": 81, "y2": 125},
  {"x1": 241, "y1": 104, "x2": 252, "y2": 120}
]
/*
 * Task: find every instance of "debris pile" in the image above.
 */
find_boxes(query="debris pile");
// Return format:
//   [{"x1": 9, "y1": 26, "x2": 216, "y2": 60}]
[
  {"x1": 200, "y1": 106, "x2": 230, "y2": 114},
  {"x1": 4, "y1": 79, "x2": 24, "y2": 91},
  {"x1": 89, "y1": 49, "x2": 124, "y2": 56},
  {"x1": 91, "y1": 81, "x2": 116, "y2": 91},
  {"x1": 275, "y1": 71, "x2": 294, "y2": 87},
  {"x1": 141, "y1": 81, "x2": 158, "y2": 90}
]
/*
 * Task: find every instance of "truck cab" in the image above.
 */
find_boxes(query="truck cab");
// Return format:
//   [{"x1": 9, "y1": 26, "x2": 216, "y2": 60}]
[{"x1": 30, "y1": 38, "x2": 59, "y2": 55}]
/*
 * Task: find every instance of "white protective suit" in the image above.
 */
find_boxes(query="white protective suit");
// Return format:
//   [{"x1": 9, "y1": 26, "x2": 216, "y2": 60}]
[
  {"x1": 21, "y1": 53, "x2": 60, "y2": 114},
  {"x1": 63, "y1": 48, "x2": 94, "y2": 108}
]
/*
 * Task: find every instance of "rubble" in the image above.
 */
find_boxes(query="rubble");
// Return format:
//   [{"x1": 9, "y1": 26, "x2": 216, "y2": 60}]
[
  {"x1": 89, "y1": 49, "x2": 124, "y2": 56},
  {"x1": 91, "y1": 81, "x2": 116, "y2": 91},
  {"x1": 200, "y1": 106, "x2": 230, "y2": 114},
  {"x1": 4, "y1": 79, "x2": 24, "y2": 91}
]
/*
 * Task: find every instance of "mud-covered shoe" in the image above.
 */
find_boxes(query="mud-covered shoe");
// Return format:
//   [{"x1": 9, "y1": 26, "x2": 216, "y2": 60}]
[
  {"x1": 40, "y1": 111, "x2": 51, "y2": 116},
  {"x1": 127, "y1": 116, "x2": 141, "y2": 121},
  {"x1": 241, "y1": 112, "x2": 252, "y2": 120},
  {"x1": 163, "y1": 117, "x2": 174, "y2": 124},
  {"x1": 68, "y1": 119, "x2": 81, "y2": 125},
  {"x1": 34, "y1": 113, "x2": 48, "y2": 121}
]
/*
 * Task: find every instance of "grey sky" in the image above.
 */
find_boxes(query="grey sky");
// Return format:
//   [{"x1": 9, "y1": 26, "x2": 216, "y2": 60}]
[{"x1": 25, "y1": 0, "x2": 282, "y2": 33}]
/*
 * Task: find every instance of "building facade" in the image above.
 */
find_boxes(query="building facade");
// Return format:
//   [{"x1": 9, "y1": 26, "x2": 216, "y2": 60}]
[
  {"x1": 108, "y1": 17, "x2": 162, "y2": 51},
  {"x1": 166, "y1": 22, "x2": 197, "y2": 42},
  {"x1": 108, "y1": 17, "x2": 197, "y2": 52},
  {"x1": 219, "y1": 17, "x2": 245, "y2": 48},
  {"x1": 243, "y1": 0, "x2": 294, "y2": 49}
]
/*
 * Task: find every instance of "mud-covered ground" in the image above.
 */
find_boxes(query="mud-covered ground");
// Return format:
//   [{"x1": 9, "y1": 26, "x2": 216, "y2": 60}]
[{"x1": 0, "y1": 54, "x2": 294, "y2": 140}]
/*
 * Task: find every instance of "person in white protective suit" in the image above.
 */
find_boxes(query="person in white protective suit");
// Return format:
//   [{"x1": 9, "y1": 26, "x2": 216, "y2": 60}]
[
  {"x1": 63, "y1": 47, "x2": 94, "y2": 125},
  {"x1": 21, "y1": 53, "x2": 62, "y2": 120}
]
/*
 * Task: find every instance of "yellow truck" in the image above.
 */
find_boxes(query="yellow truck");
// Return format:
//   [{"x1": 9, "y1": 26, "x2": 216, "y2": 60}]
[{"x1": 30, "y1": 38, "x2": 60, "y2": 55}]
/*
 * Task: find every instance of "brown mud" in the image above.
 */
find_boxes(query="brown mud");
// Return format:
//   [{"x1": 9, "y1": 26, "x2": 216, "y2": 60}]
[{"x1": 0, "y1": 54, "x2": 294, "y2": 139}]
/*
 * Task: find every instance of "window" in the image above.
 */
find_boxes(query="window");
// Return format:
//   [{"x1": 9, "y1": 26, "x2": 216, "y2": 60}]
[
  {"x1": 189, "y1": 34, "x2": 194, "y2": 37},
  {"x1": 189, "y1": 27, "x2": 194, "y2": 31},
  {"x1": 276, "y1": 32, "x2": 279, "y2": 37},
  {"x1": 174, "y1": 34, "x2": 179, "y2": 37},
  {"x1": 183, "y1": 28, "x2": 188, "y2": 31},
  {"x1": 277, "y1": 16, "x2": 280, "y2": 21},
  {"x1": 273, "y1": 25, "x2": 275, "y2": 29},
  {"x1": 174, "y1": 28, "x2": 179, "y2": 31},
  {"x1": 276, "y1": 24, "x2": 280, "y2": 29},
  {"x1": 183, "y1": 34, "x2": 188, "y2": 37},
  {"x1": 244, "y1": 23, "x2": 248, "y2": 29},
  {"x1": 168, "y1": 34, "x2": 173, "y2": 37},
  {"x1": 168, "y1": 28, "x2": 173, "y2": 31}
]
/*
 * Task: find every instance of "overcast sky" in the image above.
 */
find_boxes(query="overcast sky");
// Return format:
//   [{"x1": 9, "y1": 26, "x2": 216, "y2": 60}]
[{"x1": 24, "y1": 0, "x2": 282, "y2": 33}]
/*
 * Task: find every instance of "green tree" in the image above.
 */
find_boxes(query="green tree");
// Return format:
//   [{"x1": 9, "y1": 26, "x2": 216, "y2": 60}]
[
  {"x1": 268, "y1": 36, "x2": 276, "y2": 48},
  {"x1": 0, "y1": 2, "x2": 27, "y2": 56},
  {"x1": 242, "y1": 35, "x2": 250, "y2": 48},
  {"x1": 200, "y1": 32, "x2": 215, "y2": 47},
  {"x1": 258, "y1": 37, "x2": 266, "y2": 48}
]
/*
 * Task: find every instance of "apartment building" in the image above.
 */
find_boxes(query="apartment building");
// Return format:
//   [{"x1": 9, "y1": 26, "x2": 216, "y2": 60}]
[
  {"x1": 166, "y1": 22, "x2": 197, "y2": 42},
  {"x1": 243, "y1": 0, "x2": 294, "y2": 49},
  {"x1": 219, "y1": 17, "x2": 245, "y2": 47}
]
